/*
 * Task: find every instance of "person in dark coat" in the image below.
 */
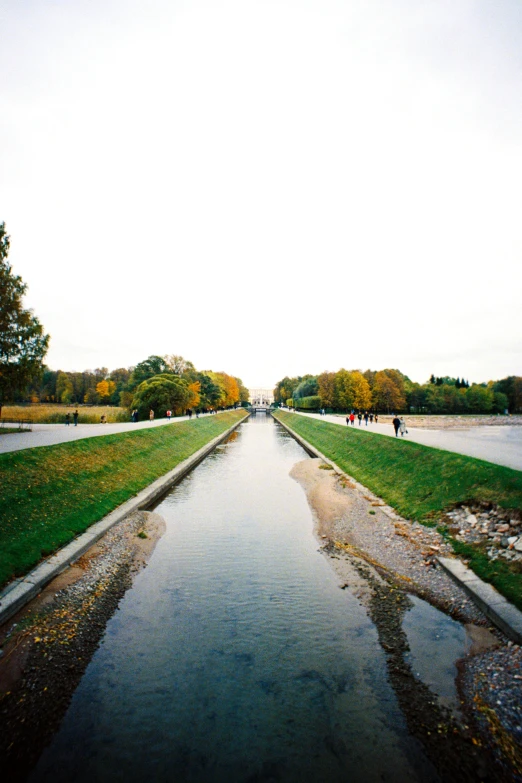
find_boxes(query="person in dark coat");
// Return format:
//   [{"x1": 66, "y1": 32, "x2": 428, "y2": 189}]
[{"x1": 392, "y1": 416, "x2": 401, "y2": 436}]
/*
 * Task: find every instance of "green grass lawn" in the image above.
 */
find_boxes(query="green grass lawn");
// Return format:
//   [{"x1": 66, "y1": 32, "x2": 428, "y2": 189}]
[
  {"x1": 0, "y1": 410, "x2": 247, "y2": 588},
  {"x1": 274, "y1": 410, "x2": 522, "y2": 608},
  {"x1": 273, "y1": 411, "x2": 522, "y2": 520}
]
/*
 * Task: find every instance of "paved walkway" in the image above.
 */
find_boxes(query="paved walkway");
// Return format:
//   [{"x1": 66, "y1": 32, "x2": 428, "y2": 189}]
[
  {"x1": 0, "y1": 412, "x2": 222, "y2": 455},
  {"x1": 295, "y1": 412, "x2": 522, "y2": 472},
  {"x1": 2, "y1": 411, "x2": 522, "y2": 471}
]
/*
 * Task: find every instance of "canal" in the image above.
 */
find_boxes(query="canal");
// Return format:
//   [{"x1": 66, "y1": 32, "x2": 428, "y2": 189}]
[{"x1": 31, "y1": 415, "x2": 440, "y2": 782}]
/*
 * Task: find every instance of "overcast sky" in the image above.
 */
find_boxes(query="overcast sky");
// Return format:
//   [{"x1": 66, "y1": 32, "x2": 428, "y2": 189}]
[{"x1": 1, "y1": 0, "x2": 521, "y2": 388}]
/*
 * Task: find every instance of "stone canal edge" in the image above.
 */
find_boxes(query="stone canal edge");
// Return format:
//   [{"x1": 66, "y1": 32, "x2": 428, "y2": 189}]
[
  {"x1": 0, "y1": 412, "x2": 249, "y2": 626},
  {"x1": 274, "y1": 413, "x2": 522, "y2": 644}
]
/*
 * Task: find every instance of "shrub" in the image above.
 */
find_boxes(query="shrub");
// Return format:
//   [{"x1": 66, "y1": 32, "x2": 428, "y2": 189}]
[{"x1": 296, "y1": 395, "x2": 321, "y2": 410}]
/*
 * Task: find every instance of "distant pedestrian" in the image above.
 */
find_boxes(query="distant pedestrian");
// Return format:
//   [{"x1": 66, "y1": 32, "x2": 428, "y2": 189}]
[
  {"x1": 101, "y1": 414, "x2": 106, "y2": 424},
  {"x1": 349, "y1": 413, "x2": 355, "y2": 426},
  {"x1": 166, "y1": 410, "x2": 172, "y2": 420},
  {"x1": 65, "y1": 413, "x2": 71, "y2": 426},
  {"x1": 400, "y1": 417, "x2": 408, "y2": 437},
  {"x1": 357, "y1": 412, "x2": 362, "y2": 426},
  {"x1": 364, "y1": 411, "x2": 369, "y2": 426},
  {"x1": 346, "y1": 416, "x2": 349, "y2": 425},
  {"x1": 392, "y1": 415, "x2": 401, "y2": 436},
  {"x1": 149, "y1": 409, "x2": 154, "y2": 422},
  {"x1": 369, "y1": 413, "x2": 373, "y2": 424},
  {"x1": 73, "y1": 409, "x2": 79, "y2": 426},
  {"x1": 188, "y1": 409, "x2": 193, "y2": 419},
  {"x1": 131, "y1": 409, "x2": 138, "y2": 422},
  {"x1": 375, "y1": 414, "x2": 378, "y2": 424}
]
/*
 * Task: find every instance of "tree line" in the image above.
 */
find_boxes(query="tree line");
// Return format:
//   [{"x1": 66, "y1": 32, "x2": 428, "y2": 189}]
[
  {"x1": 0, "y1": 221, "x2": 248, "y2": 418},
  {"x1": 21, "y1": 355, "x2": 250, "y2": 418},
  {"x1": 274, "y1": 369, "x2": 522, "y2": 414}
]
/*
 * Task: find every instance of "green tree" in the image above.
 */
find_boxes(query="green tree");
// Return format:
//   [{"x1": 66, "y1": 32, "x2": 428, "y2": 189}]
[
  {"x1": 132, "y1": 374, "x2": 192, "y2": 417},
  {"x1": 129, "y1": 356, "x2": 169, "y2": 389},
  {"x1": 197, "y1": 373, "x2": 223, "y2": 409},
  {"x1": 0, "y1": 223, "x2": 49, "y2": 410},
  {"x1": 56, "y1": 371, "x2": 74, "y2": 404},
  {"x1": 466, "y1": 384, "x2": 493, "y2": 413},
  {"x1": 293, "y1": 376, "x2": 318, "y2": 400}
]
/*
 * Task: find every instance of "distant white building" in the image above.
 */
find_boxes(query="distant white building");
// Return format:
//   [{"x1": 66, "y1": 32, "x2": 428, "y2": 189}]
[{"x1": 249, "y1": 388, "x2": 274, "y2": 406}]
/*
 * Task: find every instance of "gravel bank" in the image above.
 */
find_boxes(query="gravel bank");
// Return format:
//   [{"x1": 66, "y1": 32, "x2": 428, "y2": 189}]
[
  {"x1": 291, "y1": 458, "x2": 522, "y2": 782},
  {"x1": 0, "y1": 510, "x2": 166, "y2": 782}
]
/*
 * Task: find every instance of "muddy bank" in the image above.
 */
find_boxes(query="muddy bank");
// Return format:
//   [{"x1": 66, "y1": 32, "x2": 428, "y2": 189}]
[
  {"x1": 0, "y1": 510, "x2": 166, "y2": 782},
  {"x1": 291, "y1": 458, "x2": 522, "y2": 782}
]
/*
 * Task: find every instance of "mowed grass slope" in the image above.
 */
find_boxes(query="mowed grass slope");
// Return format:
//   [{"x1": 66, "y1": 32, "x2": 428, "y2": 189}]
[
  {"x1": 274, "y1": 411, "x2": 522, "y2": 609},
  {"x1": 0, "y1": 410, "x2": 246, "y2": 588},
  {"x1": 273, "y1": 411, "x2": 522, "y2": 520}
]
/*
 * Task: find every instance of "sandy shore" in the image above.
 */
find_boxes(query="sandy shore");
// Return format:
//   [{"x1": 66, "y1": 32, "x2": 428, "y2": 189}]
[{"x1": 291, "y1": 458, "x2": 522, "y2": 781}]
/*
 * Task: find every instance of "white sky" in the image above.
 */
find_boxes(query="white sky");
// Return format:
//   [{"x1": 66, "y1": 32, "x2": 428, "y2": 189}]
[{"x1": 1, "y1": 0, "x2": 521, "y2": 388}]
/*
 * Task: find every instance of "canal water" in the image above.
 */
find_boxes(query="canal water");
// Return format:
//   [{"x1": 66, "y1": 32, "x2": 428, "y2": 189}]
[{"x1": 31, "y1": 416, "x2": 441, "y2": 782}]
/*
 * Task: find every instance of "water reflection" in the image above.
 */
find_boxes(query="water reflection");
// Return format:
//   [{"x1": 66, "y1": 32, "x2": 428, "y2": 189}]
[
  {"x1": 31, "y1": 416, "x2": 438, "y2": 782},
  {"x1": 402, "y1": 595, "x2": 469, "y2": 711}
]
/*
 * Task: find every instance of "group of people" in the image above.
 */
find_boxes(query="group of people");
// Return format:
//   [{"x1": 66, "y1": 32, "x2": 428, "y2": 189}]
[
  {"x1": 392, "y1": 416, "x2": 408, "y2": 437},
  {"x1": 344, "y1": 410, "x2": 408, "y2": 437},
  {"x1": 64, "y1": 410, "x2": 79, "y2": 426},
  {"x1": 345, "y1": 411, "x2": 378, "y2": 426}
]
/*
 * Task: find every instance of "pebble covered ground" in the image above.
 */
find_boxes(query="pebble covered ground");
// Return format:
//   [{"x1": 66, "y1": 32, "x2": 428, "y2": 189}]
[
  {"x1": 0, "y1": 510, "x2": 165, "y2": 782},
  {"x1": 377, "y1": 414, "x2": 522, "y2": 430},
  {"x1": 291, "y1": 458, "x2": 522, "y2": 781}
]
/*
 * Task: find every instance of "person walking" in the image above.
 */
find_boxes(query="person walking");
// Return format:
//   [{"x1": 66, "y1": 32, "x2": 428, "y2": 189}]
[
  {"x1": 166, "y1": 410, "x2": 172, "y2": 421},
  {"x1": 357, "y1": 412, "x2": 362, "y2": 426},
  {"x1": 369, "y1": 413, "x2": 374, "y2": 424},
  {"x1": 73, "y1": 409, "x2": 79, "y2": 426},
  {"x1": 65, "y1": 412, "x2": 70, "y2": 426},
  {"x1": 392, "y1": 415, "x2": 401, "y2": 436},
  {"x1": 374, "y1": 414, "x2": 378, "y2": 424},
  {"x1": 346, "y1": 415, "x2": 349, "y2": 425},
  {"x1": 349, "y1": 412, "x2": 355, "y2": 426},
  {"x1": 364, "y1": 411, "x2": 369, "y2": 426},
  {"x1": 400, "y1": 417, "x2": 408, "y2": 437},
  {"x1": 149, "y1": 409, "x2": 154, "y2": 422}
]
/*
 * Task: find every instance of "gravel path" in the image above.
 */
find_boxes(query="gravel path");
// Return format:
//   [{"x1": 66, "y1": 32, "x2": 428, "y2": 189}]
[{"x1": 295, "y1": 411, "x2": 522, "y2": 471}]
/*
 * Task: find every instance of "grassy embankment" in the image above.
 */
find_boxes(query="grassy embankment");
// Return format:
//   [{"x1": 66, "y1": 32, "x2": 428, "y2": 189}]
[
  {"x1": 2, "y1": 404, "x2": 129, "y2": 424},
  {"x1": 273, "y1": 410, "x2": 522, "y2": 608},
  {"x1": 0, "y1": 410, "x2": 247, "y2": 589}
]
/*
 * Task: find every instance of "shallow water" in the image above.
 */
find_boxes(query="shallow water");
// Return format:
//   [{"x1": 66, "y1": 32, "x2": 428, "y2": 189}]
[
  {"x1": 403, "y1": 595, "x2": 469, "y2": 711},
  {"x1": 31, "y1": 417, "x2": 440, "y2": 782}
]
